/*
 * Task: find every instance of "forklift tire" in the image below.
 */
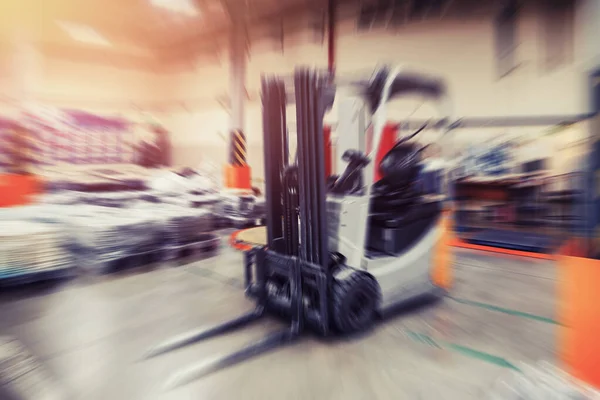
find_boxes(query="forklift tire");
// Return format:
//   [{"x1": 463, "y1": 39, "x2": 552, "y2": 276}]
[{"x1": 332, "y1": 271, "x2": 380, "y2": 334}]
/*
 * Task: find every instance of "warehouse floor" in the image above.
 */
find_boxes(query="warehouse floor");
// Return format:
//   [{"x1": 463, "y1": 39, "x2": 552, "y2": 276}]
[{"x1": 0, "y1": 246, "x2": 558, "y2": 399}]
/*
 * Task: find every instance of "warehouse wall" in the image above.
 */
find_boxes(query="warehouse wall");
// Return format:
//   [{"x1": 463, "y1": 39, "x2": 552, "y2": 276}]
[
  {"x1": 39, "y1": 59, "x2": 164, "y2": 113},
  {"x1": 161, "y1": 3, "x2": 589, "y2": 181},
  {"x1": 0, "y1": 49, "x2": 164, "y2": 117},
  {"x1": 575, "y1": 0, "x2": 600, "y2": 76}
]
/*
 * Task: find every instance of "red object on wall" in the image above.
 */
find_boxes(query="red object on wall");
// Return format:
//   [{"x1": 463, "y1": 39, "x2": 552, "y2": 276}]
[
  {"x1": 0, "y1": 174, "x2": 41, "y2": 207},
  {"x1": 323, "y1": 125, "x2": 332, "y2": 178},
  {"x1": 373, "y1": 124, "x2": 398, "y2": 182}
]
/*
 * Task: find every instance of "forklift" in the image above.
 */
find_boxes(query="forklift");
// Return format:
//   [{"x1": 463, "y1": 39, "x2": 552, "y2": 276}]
[{"x1": 145, "y1": 66, "x2": 453, "y2": 389}]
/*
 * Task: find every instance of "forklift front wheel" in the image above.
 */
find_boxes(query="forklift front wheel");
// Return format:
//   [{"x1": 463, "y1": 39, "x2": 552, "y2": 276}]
[{"x1": 332, "y1": 271, "x2": 380, "y2": 334}]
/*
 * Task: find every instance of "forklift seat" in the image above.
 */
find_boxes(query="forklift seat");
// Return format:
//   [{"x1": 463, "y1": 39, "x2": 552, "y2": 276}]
[{"x1": 366, "y1": 139, "x2": 441, "y2": 255}]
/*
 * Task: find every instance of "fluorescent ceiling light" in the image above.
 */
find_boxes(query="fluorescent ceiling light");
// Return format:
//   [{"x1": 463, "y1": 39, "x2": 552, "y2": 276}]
[
  {"x1": 56, "y1": 21, "x2": 111, "y2": 47},
  {"x1": 150, "y1": 0, "x2": 199, "y2": 16}
]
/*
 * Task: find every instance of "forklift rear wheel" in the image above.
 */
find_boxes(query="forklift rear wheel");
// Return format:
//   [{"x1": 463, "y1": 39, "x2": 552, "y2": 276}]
[{"x1": 332, "y1": 271, "x2": 380, "y2": 334}]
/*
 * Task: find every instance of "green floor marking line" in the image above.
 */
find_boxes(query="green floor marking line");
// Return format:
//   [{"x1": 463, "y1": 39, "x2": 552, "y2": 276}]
[
  {"x1": 444, "y1": 343, "x2": 520, "y2": 371},
  {"x1": 404, "y1": 330, "x2": 519, "y2": 371},
  {"x1": 448, "y1": 296, "x2": 559, "y2": 325},
  {"x1": 405, "y1": 331, "x2": 442, "y2": 349}
]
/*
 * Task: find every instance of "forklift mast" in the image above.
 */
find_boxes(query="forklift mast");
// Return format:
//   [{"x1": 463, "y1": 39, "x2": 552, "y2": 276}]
[{"x1": 262, "y1": 69, "x2": 334, "y2": 269}]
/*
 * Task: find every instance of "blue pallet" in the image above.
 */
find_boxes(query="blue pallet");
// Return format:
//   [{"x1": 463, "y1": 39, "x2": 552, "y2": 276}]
[
  {"x1": 0, "y1": 266, "x2": 75, "y2": 287},
  {"x1": 466, "y1": 229, "x2": 558, "y2": 254}
]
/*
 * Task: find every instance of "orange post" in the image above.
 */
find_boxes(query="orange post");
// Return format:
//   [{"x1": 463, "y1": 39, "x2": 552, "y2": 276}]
[
  {"x1": 225, "y1": 129, "x2": 252, "y2": 190},
  {"x1": 224, "y1": 164, "x2": 251, "y2": 190},
  {"x1": 0, "y1": 174, "x2": 41, "y2": 207},
  {"x1": 431, "y1": 211, "x2": 454, "y2": 290},
  {"x1": 558, "y1": 239, "x2": 600, "y2": 388}
]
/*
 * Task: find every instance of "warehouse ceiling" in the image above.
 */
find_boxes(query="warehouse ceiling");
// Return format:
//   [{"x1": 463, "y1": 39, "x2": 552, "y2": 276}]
[
  {"x1": 0, "y1": 0, "x2": 332, "y2": 70},
  {"x1": 0, "y1": 0, "x2": 573, "y2": 71}
]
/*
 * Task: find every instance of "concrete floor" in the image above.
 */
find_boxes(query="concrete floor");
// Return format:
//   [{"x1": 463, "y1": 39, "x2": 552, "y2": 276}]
[{"x1": 0, "y1": 247, "x2": 558, "y2": 399}]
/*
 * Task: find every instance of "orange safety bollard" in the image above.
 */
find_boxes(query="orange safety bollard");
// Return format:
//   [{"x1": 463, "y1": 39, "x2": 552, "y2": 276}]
[
  {"x1": 431, "y1": 211, "x2": 454, "y2": 290},
  {"x1": 224, "y1": 129, "x2": 252, "y2": 190},
  {"x1": 558, "y1": 238, "x2": 600, "y2": 388},
  {"x1": 224, "y1": 164, "x2": 252, "y2": 190}
]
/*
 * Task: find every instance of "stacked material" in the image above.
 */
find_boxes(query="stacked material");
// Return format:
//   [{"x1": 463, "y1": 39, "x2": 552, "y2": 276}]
[
  {"x1": 77, "y1": 191, "x2": 144, "y2": 208},
  {"x1": 65, "y1": 206, "x2": 160, "y2": 273},
  {"x1": 34, "y1": 191, "x2": 82, "y2": 205},
  {"x1": 0, "y1": 221, "x2": 71, "y2": 282},
  {"x1": 64, "y1": 203, "x2": 216, "y2": 272},
  {"x1": 35, "y1": 164, "x2": 153, "y2": 192},
  {"x1": 148, "y1": 170, "x2": 192, "y2": 195},
  {"x1": 130, "y1": 202, "x2": 219, "y2": 262},
  {"x1": 216, "y1": 194, "x2": 266, "y2": 228},
  {"x1": 488, "y1": 362, "x2": 600, "y2": 399},
  {"x1": 160, "y1": 194, "x2": 192, "y2": 208},
  {"x1": 0, "y1": 190, "x2": 221, "y2": 278},
  {"x1": 164, "y1": 207, "x2": 214, "y2": 246},
  {"x1": 187, "y1": 193, "x2": 222, "y2": 210},
  {"x1": 35, "y1": 166, "x2": 265, "y2": 230}
]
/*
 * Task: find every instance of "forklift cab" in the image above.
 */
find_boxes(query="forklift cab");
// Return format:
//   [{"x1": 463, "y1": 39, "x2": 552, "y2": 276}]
[
  {"x1": 326, "y1": 68, "x2": 450, "y2": 260},
  {"x1": 328, "y1": 139, "x2": 442, "y2": 258}
]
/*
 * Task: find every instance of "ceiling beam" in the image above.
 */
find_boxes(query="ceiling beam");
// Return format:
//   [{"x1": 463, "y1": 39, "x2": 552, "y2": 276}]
[
  {"x1": 160, "y1": 0, "x2": 501, "y2": 65},
  {"x1": 158, "y1": 0, "x2": 346, "y2": 51}
]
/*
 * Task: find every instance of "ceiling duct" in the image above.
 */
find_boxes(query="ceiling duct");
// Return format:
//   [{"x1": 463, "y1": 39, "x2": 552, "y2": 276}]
[{"x1": 357, "y1": 0, "x2": 462, "y2": 30}]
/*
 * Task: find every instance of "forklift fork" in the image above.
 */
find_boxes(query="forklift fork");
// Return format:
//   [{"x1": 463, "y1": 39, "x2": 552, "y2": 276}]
[
  {"x1": 143, "y1": 309, "x2": 265, "y2": 360},
  {"x1": 163, "y1": 329, "x2": 298, "y2": 389},
  {"x1": 144, "y1": 71, "x2": 330, "y2": 389},
  {"x1": 145, "y1": 250, "x2": 304, "y2": 389}
]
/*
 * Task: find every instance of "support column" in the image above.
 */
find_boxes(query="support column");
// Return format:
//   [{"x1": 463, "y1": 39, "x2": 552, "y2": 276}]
[
  {"x1": 327, "y1": 0, "x2": 336, "y2": 78},
  {"x1": 224, "y1": 9, "x2": 251, "y2": 190},
  {"x1": 0, "y1": 31, "x2": 43, "y2": 203}
]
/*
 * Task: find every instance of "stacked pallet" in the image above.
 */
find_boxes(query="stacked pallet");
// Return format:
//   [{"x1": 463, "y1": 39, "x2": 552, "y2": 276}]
[
  {"x1": 165, "y1": 208, "x2": 214, "y2": 246},
  {"x1": 0, "y1": 222, "x2": 72, "y2": 284},
  {"x1": 65, "y1": 207, "x2": 161, "y2": 274},
  {"x1": 215, "y1": 194, "x2": 266, "y2": 228}
]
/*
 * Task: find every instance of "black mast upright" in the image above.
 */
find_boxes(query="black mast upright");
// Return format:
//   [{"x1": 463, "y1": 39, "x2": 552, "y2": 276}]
[
  {"x1": 294, "y1": 69, "x2": 329, "y2": 269},
  {"x1": 261, "y1": 77, "x2": 288, "y2": 253}
]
